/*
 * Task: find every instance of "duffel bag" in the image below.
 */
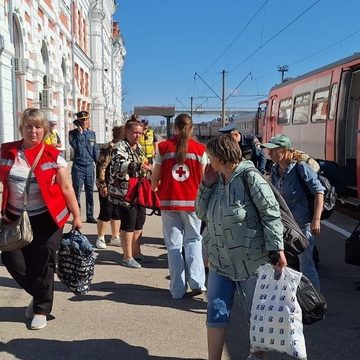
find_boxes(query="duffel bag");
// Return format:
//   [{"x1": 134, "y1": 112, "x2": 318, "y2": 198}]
[{"x1": 57, "y1": 229, "x2": 95, "y2": 295}]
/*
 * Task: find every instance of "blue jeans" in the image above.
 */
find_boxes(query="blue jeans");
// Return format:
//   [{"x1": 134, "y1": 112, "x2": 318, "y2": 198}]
[
  {"x1": 71, "y1": 163, "x2": 95, "y2": 219},
  {"x1": 207, "y1": 270, "x2": 257, "y2": 327},
  {"x1": 299, "y1": 224, "x2": 320, "y2": 290},
  {"x1": 161, "y1": 210, "x2": 205, "y2": 299}
]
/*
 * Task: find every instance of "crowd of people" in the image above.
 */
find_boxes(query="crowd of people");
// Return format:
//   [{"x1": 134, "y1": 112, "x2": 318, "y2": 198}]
[{"x1": 0, "y1": 107, "x2": 324, "y2": 359}]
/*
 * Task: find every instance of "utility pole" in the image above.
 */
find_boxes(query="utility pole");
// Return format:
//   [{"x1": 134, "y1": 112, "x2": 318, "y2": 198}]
[
  {"x1": 221, "y1": 69, "x2": 226, "y2": 127},
  {"x1": 278, "y1": 65, "x2": 289, "y2": 82},
  {"x1": 190, "y1": 96, "x2": 193, "y2": 118}
]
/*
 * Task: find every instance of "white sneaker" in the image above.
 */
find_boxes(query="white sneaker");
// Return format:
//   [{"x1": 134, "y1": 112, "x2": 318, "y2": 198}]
[
  {"x1": 96, "y1": 238, "x2": 107, "y2": 249},
  {"x1": 31, "y1": 314, "x2": 47, "y2": 330},
  {"x1": 110, "y1": 236, "x2": 121, "y2": 246}
]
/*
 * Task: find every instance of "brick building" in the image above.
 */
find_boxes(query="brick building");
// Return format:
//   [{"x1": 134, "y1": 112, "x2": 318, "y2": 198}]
[{"x1": 0, "y1": 0, "x2": 125, "y2": 157}]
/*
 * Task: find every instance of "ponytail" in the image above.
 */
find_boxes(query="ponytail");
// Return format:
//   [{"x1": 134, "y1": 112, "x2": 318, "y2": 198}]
[{"x1": 174, "y1": 113, "x2": 193, "y2": 164}]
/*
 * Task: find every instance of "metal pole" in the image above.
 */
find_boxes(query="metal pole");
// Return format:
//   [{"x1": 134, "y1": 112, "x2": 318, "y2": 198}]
[
  {"x1": 221, "y1": 69, "x2": 226, "y2": 127},
  {"x1": 166, "y1": 116, "x2": 171, "y2": 139},
  {"x1": 190, "y1": 96, "x2": 193, "y2": 118}
]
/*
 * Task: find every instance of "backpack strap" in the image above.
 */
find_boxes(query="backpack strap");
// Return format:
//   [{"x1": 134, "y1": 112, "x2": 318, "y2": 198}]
[
  {"x1": 242, "y1": 167, "x2": 262, "y2": 218},
  {"x1": 243, "y1": 167, "x2": 293, "y2": 216}
]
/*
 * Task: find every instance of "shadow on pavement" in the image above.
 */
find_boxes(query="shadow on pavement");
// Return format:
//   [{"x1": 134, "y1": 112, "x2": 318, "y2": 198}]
[
  {"x1": 94, "y1": 249, "x2": 169, "y2": 269},
  {"x1": 0, "y1": 338, "x2": 205, "y2": 360},
  {"x1": 65, "y1": 281, "x2": 207, "y2": 315}
]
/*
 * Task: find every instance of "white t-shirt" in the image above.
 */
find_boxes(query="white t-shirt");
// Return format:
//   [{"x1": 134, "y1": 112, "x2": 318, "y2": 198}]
[{"x1": 6, "y1": 150, "x2": 67, "y2": 216}]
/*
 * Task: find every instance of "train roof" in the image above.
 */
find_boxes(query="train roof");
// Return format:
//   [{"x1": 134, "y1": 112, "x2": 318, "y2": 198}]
[{"x1": 270, "y1": 52, "x2": 360, "y2": 92}]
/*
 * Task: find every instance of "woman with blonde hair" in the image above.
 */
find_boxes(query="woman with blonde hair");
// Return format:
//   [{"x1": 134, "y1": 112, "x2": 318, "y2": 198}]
[
  {"x1": 151, "y1": 113, "x2": 207, "y2": 299},
  {"x1": 0, "y1": 108, "x2": 81, "y2": 330},
  {"x1": 261, "y1": 134, "x2": 324, "y2": 289}
]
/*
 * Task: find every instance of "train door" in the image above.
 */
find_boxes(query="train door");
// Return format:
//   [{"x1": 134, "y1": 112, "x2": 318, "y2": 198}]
[
  {"x1": 345, "y1": 70, "x2": 360, "y2": 198},
  {"x1": 264, "y1": 97, "x2": 277, "y2": 141}
]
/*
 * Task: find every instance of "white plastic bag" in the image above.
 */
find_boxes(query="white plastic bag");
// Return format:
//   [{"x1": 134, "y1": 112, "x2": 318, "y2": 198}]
[{"x1": 250, "y1": 264, "x2": 307, "y2": 359}]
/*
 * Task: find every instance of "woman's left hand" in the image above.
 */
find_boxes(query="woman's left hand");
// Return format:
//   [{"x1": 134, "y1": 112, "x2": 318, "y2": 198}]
[
  {"x1": 310, "y1": 218, "x2": 321, "y2": 235},
  {"x1": 72, "y1": 215, "x2": 83, "y2": 230}
]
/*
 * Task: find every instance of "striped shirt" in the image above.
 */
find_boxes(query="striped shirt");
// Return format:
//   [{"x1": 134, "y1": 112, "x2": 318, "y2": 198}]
[{"x1": 6, "y1": 149, "x2": 67, "y2": 216}]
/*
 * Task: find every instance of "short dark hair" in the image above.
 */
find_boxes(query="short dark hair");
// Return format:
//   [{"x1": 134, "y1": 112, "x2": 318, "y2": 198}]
[{"x1": 206, "y1": 134, "x2": 242, "y2": 164}]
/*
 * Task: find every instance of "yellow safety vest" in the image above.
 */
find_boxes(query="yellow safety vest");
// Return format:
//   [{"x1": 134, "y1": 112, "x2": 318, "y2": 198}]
[
  {"x1": 44, "y1": 130, "x2": 59, "y2": 146},
  {"x1": 139, "y1": 129, "x2": 155, "y2": 158}
]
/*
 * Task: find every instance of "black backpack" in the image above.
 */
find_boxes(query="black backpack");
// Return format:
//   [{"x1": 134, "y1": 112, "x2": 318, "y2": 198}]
[
  {"x1": 242, "y1": 168, "x2": 308, "y2": 269},
  {"x1": 296, "y1": 162, "x2": 337, "y2": 220}
]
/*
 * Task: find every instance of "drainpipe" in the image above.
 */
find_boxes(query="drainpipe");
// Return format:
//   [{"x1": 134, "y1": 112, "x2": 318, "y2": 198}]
[
  {"x1": 9, "y1": 0, "x2": 18, "y2": 140},
  {"x1": 101, "y1": 0, "x2": 106, "y2": 141},
  {"x1": 0, "y1": 34, "x2": 4, "y2": 144},
  {"x1": 89, "y1": 0, "x2": 106, "y2": 141},
  {"x1": 69, "y1": 1, "x2": 77, "y2": 160},
  {"x1": 112, "y1": 39, "x2": 120, "y2": 126}
]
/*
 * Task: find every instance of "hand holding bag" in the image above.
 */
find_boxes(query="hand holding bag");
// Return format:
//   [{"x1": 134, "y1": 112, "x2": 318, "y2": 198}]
[
  {"x1": 124, "y1": 176, "x2": 161, "y2": 216},
  {"x1": 0, "y1": 145, "x2": 44, "y2": 252},
  {"x1": 250, "y1": 264, "x2": 307, "y2": 359}
]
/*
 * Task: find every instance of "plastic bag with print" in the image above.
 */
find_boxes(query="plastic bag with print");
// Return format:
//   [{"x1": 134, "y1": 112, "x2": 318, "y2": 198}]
[{"x1": 250, "y1": 263, "x2": 307, "y2": 359}]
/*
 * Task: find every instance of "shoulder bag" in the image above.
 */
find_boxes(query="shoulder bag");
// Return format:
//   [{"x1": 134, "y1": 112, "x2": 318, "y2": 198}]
[
  {"x1": 124, "y1": 176, "x2": 161, "y2": 216},
  {"x1": 0, "y1": 144, "x2": 45, "y2": 251}
]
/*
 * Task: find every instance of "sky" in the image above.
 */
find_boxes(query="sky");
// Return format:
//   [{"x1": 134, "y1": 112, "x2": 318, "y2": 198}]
[{"x1": 115, "y1": 0, "x2": 360, "y2": 124}]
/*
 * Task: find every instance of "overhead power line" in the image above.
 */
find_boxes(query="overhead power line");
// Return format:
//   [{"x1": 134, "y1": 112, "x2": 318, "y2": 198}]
[
  {"x1": 229, "y1": 0, "x2": 321, "y2": 74},
  {"x1": 203, "y1": 0, "x2": 269, "y2": 75},
  {"x1": 252, "y1": 28, "x2": 360, "y2": 83}
]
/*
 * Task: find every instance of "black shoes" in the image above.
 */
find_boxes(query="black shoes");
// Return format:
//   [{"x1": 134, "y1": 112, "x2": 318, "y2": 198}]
[{"x1": 86, "y1": 217, "x2": 98, "y2": 224}]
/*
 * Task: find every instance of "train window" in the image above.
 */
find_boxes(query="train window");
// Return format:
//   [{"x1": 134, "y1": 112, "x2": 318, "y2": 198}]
[
  {"x1": 271, "y1": 98, "x2": 277, "y2": 117},
  {"x1": 329, "y1": 83, "x2": 338, "y2": 121},
  {"x1": 278, "y1": 98, "x2": 292, "y2": 125},
  {"x1": 311, "y1": 87, "x2": 329, "y2": 123},
  {"x1": 292, "y1": 92, "x2": 311, "y2": 124}
]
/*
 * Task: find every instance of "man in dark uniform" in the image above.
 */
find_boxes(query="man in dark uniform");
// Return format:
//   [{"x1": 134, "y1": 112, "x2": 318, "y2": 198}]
[
  {"x1": 218, "y1": 124, "x2": 266, "y2": 173},
  {"x1": 69, "y1": 111, "x2": 98, "y2": 223}
]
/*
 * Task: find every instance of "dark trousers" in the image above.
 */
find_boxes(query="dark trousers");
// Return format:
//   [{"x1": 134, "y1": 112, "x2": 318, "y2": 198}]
[
  {"x1": 71, "y1": 163, "x2": 95, "y2": 219},
  {"x1": 1, "y1": 211, "x2": 62, "y2": 315}
]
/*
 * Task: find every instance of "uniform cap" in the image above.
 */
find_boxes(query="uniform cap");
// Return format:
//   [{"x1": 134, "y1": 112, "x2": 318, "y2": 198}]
[
  {"x1": 218, "y1": 124, "x2": 237, "y2": 133},
  {"x1": 75, "y1": 111, "x2": 89, "y2": 120},
  {"x1": 261, "y1": 134, "x2": 292, "y2": 150}
]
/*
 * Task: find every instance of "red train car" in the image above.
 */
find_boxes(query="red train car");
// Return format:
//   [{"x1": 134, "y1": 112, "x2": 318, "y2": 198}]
[{"x1": 260, "y1": 53, "x2": 360, "y2": 199}]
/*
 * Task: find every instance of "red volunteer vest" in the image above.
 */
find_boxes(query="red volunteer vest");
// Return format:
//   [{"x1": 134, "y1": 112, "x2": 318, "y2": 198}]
[
  {"x1": 0, "y1": 141, "x2": 70, "y2": 228},
  {"x1": 157, "y1": 137, "x2": 205, "y2": 211}
]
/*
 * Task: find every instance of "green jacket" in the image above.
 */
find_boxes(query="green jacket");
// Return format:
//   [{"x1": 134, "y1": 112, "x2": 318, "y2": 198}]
[{"x1": 195, "y1": 160, "x2": 284, "y2": 281}]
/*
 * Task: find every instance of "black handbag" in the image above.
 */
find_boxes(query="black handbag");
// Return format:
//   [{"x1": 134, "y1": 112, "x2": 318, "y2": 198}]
[
  {"x1": 296, "y1": 275, "x2": 327, "y2": 325},
  {"x1": 345, "y1": 222, "x2": 360, "y2": 266},
  {"x1": 57, "y1": 229, "x2": 95, "y2": 295}
]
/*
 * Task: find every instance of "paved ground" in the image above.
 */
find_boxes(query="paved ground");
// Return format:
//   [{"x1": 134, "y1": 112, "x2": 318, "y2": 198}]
[{"x1": 1, "y1": 187, "x2": 360, "y2": 359}]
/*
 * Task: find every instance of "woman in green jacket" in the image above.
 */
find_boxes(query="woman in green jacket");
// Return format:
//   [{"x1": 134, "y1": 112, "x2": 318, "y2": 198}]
[{"x1": 196, "y1": 135, "x2": 287, "y2": 360}]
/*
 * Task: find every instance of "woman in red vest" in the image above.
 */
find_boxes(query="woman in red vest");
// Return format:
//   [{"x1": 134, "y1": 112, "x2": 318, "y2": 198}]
[
  {"x1": 0, "y1": 108, "x2": 81, "y2": 330},
  {"x1": 151, "y1": 113, "x2": 207, "y2": 299}
]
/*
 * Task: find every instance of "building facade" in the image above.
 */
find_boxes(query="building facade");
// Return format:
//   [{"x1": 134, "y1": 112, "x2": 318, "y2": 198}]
[{"x1": 0, "y1": 0, "x2": 125, "y2": 157}]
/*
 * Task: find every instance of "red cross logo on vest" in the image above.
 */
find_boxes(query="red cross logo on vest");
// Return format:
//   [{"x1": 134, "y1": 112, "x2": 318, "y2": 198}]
[{"x1": 172, "y1": 163, "x2": 190, "y2": 182}]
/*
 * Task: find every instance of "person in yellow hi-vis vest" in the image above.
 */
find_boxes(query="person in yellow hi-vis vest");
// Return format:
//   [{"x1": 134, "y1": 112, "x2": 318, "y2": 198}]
[
  {"x1": 43, "y1": 120, "x2": 62, "y2": 148},
  {"x1": 139, "y1": 118, "x2": 159, "y2": 164}
]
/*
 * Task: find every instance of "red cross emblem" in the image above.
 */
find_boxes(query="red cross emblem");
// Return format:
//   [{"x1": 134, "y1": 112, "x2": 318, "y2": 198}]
[{"x1": 172, "y1": 164, "x2": 190, "y2": 182}]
